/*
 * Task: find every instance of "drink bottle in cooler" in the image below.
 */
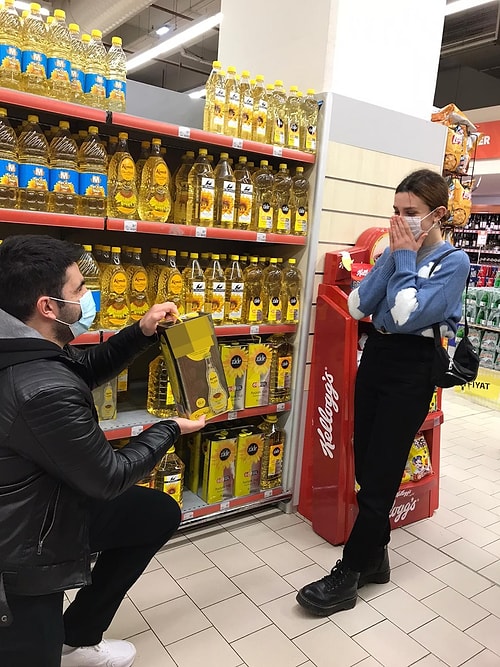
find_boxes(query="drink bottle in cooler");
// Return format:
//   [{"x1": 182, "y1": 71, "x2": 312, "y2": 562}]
[
  {"x1": 186, "y1": 148, "x2": 214, "y2": 226},
  {"x1": 21, "y1": 2, "x2": 48, "y2": 96},
  {"x1": 213, "y1": 152, "x2": 235, "y2": 229},
  {"x1": 106, "y1": 36, "x2": 127, "y2": 112},
  {"x1": 0, "y1": 0, "x2": 22, "y2": 90},
  {"x1": 138, "y1": 138, "x2": 171, "y2": 222},
  {"x1": 107, "y1": 132, "x2": 138, "y2": 220},
  {"x1": 203, "y1": 60, "x2": 222, "y2": 131},
  {"x1": 85, "y1": 29, "x2": 107, "y2": 109},
  {"x1": 77, "y1": 245, "x2": 101, "y2": 330},
  {"x1": 46, "y1": 9, "x2": 72, "y2": 101},
  {"x1": 17, "y1": 114, "x2": 49, "y2": 212},
  {"x1": 233, "y1": 156, "x2": 253, "y2": 231},
  {"x1": 0, "y1": 108, "x2": 18, "y2": 209},
  {"x1": 68, "y1": 23, "x2": 85, "y2": 104},
  {"x1": 273, "y1": 163, "x2": 292, "y2": 235},
  {"x1": 238, "y1": 70, "x2": 253, "y2": 140},
  {"x1": 77, "y1": 126, "x2": 108, "y2": 217}
]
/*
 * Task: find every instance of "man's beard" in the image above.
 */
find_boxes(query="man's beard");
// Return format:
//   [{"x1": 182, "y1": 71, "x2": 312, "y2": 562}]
[{"x1": 52, "y1": 315, "x2": 75, "y2": 346}]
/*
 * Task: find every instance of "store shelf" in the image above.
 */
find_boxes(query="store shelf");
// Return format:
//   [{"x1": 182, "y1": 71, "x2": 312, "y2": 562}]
[
  {"x1": 180, "y1": 487, "x2": 291, "y2": 525},
  {"x1": 463, "y1": 248, "x2": 500, "y2": 255},
  {"x1": 421, "y1": 410, "x2": 443, "y2": 431},
  {"x1": 101, "y1": 402, "x2": 291, "y2": 440},
  {"x1": 111, "y1": 111, "x2": 315, "y2": 164},
  {"x1": 462, "y1": 322, "x2": 500, "y2": 334},
  {"x1": 399, "y1": 471, "x2": 437, "y2": 494},
  {"x1": 0, "y1": 207, "x2": 105, "y2": 230},
  {"x1": 0, "y1": 87, "x2": 107, "y2": 123}
]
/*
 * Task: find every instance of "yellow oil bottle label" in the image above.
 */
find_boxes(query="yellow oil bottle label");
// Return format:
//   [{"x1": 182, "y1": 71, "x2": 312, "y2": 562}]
[
  {"x1": 255, "y1": 99, "x2": 268, "y2": 138},
  {"x1": 237, "y1": 183, "x2": 253, "y2": 226},
  {"x1": 162, "y1": 473, "x2": 182, "y2": 505},
  {"x1": 168, "y1": 272, "x2": 183, "y2": 295},
  {"x1": 277, "y1": 355, "x2": 292, "y2": 389},
  {"x1": 110, "y1": 271, "x2": 127, "y2": 294},
  {"x1": 248, "y1": 296, "x2": 263, "y2": 322},
  {"x1": 221, "y1": 181, "x2": 236, "y2": 223},
  {"x1": 227, "y1": 90, "x2": 240, "y2": 129},
  {"x1": 132, "y1": 270, "x2": 148, "y2": 293},
  {"x1": 277, "y1": 205, "x2": 291, "y2": 233},
  {"x1": 200, "y1": 177, "x2": 215, "y2": 222},
  {"x1": 187, "y1": 281, "x2": 206, "y2": 312},
  {"x1": 258, "y1": 202, "x2": 273, "y2": 231},
  {"x1": 294, "y1": 207, "x2": 308, "y2": 234},
  {"x1": 213, "y1": 87, "x2": 225, "y2": 127},
  {"x1": 210, "y1": 282, "x2": 226, "y2": 321},
  {"x1": 228, "y1": 282, "x2": 244, "y2": 320},
  {"x1": 148, "y1": 191, "x2": 171, "y2": 219},
  {"x1": 119, "y1": 156, "x2": 136, "y2": 181},
  {"x1": 241, "y1": 95, "x2": 253, "y2": 134},
  {"x1": 272, "y1": 117, "x2": 285, "y2": 145},
  {"x1": 267, "y1": 295, "x2": 282, "y2": 322},
  {"x1": 288, "y1": 121, "x2": 300, "y2": 148},
  {"x1": 286, "y1": 296, "x2": 300, "y2": 322},
  {"x1": 306, "y1": 124, "x2": 317, "y2": 151},
  {"x1": 129, "y1": 297, "x2": 149, "y2": 321},
  {"x1": 267, "y1": 443, "x2": 283, "y2": 477},
  {"x1": 153, "y1": 163, "x2": 168, "y2": 186},
  {"x1": 106, "y1": 301, "x2": 129, "y2": 327}
]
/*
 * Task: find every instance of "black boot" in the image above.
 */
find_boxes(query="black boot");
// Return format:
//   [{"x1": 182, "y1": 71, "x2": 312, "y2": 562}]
[
  {"x1": 296, "y1": 560, "x2": 359, "y2": 616},
  {"x1": 358, "y1": 547, "x2": 390, "y2": 588}
]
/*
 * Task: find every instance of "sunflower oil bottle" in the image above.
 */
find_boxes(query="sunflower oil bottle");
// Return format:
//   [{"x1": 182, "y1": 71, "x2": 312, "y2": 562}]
[
  {"x1": 77, "y1": 244, "x2": 101, "y2": 330},
  {"x1": 46, "y1": 9, "x2": 72, "y2": 101},
  {"x1": 238, "y1": 70, "x2": 253, "y2": 140},
  {"x1": 259, "y1": 415, "x2": 285, "y2": 489},
  {"x1": 285, "y1": 86, "x2": 302, "y2": 150},
  {"x1": 147, "y1": 355, "x2": 177, "y2": 418},
  {"x1": 301, "y1": 89, "x2": 318, "y2": 154},
  {"x1": 268, "y1": 80, "x2": 287, "y2": 147},
  {"x1": 77, "y1": 126, "x2": 107, "y2": 216},
  {"x1": 148, "y1": 247, "x2": 165, "y2": 303},
  {"x1": 18, "y1": 114, "x2": 49, "y2": 211},
  {"x1": 173, "y1": 150, "x2": 195, "y2": 224},
  {"x1": 223, "y1": 66, "x2": 239, "y2": 137},
  {"x1": 209, "y1": 67, "x2": 226, "y2": 134},
  {"x1": 251, "y1": 159, "x2": 274, "y2": 233},
  {"x1": 178, "y1": 250, "x2": 189, "y2": 271},
  {"x1": 138, "y1": 138, "x2": 171, "y2": 222},
  {"x1": 268, "y1": 334, "x2": 293, "y2": 403},
  {"x1": 0, "y1": 108, "x2": 18, "y2": 209},
  {"x1": 186, "y1": 147, "x2": 214, "y2": 227},
  {"x1": 100, "y1": 246, "x2": 130, "y2": 329},
  {"x1": 121, "y1": 245, "x2": 133, "y2": 269},
  {"x1": 134, "y1": 141, "x2": 150, "y2": 190},
  {"x1": 282, "y1": 258, "x2": 301, "y2": 323},
  {"x1": 243, "y1": 256, "x2": 263, "y2": 324},
  {"x1": 21, "y1": 3, "x2": 48, "y2": 96},
  {"x1": 108, "y1": 134, "x2": 118, "y2": 161},
  {"x1": 155, "y1": 445, "x2": 185, "y2": 507},
  {"x1": 203, "y1": 59, "x2": 222, "y2": 131},
  {"x1": 126, "y1": 247, "x2": 149, "y2": 323},
  {"x1": 0, "y1": 0, "x2": 22, "y2": 90},
  {"x1": 85, "y1": 29, "x2": 107, "y2": 109},
  {"x1": 204, "y1": 253, "x2": 226, "y2": 324},
  {"x1": 156, "y1": 249, "x2": 184, "y2": 313},
  {"x1": 233, "y1": 156, "x2": 253, "y2": 231},
  {"x1": 68, "y1": 23, "x2": 85, "y2": 104},
  {"x1": 224, "y1": 254, "x2": 244, "y2": 324},
  {"x1": 291, "y1": 166, "x2": 309, "y2": 236},
  {"x1": 214, "y1": 152, "x2": 235, "y2": 229},
  {"x1": 107, "y1": 132, "x2": 138, "y2": 219},
  {"x1": 251, "y1": 75, "x2": 268, "y2": 142},
  {"x1": 98, "y1": 244, "x2": 111, "y2": 271},
  {"x1": 273, "y1": 163, "x2": 292, "y2": 235},
  {"x1": 106, "y1": 36, "x2": 127, "y2": 112},
  {"x1": 262, "y1": 257, "x2": 283, "y2": 324},
  {"x1": 48, "y1": 121, "x2": 78, "y2": 214},
  {"x1": 183, "y1": 252, "x2": 206, "y2": 314}
]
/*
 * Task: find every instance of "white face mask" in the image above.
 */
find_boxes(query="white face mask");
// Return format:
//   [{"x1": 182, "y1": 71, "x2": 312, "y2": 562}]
[
  {"x1": 49, "y1": 291, "x2": 97, "y2": 338},
  {"x1": 402, "y1": 209, "x2": 438, "y2": 239}
]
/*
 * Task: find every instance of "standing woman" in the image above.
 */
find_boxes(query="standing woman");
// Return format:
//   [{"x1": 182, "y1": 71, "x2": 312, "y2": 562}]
[{"x1": 297, "y1": 169, "x2": 470, "y2": 616}]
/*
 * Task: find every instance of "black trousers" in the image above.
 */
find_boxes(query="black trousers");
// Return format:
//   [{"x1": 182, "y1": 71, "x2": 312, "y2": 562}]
[
  {"x1": 0, "y1": 485, "x2": 181, "y2": 667},
  {"x1": 342, "y1": 331, "x2": 435, "y2": 572}
]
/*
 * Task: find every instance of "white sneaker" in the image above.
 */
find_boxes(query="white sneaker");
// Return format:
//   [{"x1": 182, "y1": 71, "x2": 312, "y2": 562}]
[{"x1": 61, "y1": 639, "x2": 136, "y2": 667}]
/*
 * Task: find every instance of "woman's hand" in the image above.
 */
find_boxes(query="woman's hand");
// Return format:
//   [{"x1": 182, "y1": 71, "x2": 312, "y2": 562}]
[
  {"x1": 170, "y1": 415, "x2": 206, "y2": 435},
  {"x1": 139, "y1": 302, "x2": 179, "y2": 336},
  {"x1": 389, "y1": 216, "x2": 427, "y2": 253}
]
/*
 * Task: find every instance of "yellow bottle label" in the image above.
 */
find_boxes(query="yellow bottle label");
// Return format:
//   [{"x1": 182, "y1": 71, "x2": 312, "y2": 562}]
[
  {"x1": 110, "y1": 271, "x2": 127, "y2": 294},
  {"x1": 306, "y1": 125, "x2": 317, "y2": 151},
  {"x1": 277, "y1": 205, "x2": 291, "y2": 233},
  {"x1": 153, "y1": 162, "x2": 168, "y2": 186},
  {"x1": 106, "y1": 301, "x2": 129, "y2": 327},
  {"x1": 132, "y1": 270, "x2": 147, "y2": 292},
  {"x1": 288, "y1": 121, "x2": 300, "y2": 148},
  {"x1": 241, "y1": 95, "x2": 253, "y2": 134},
  {"x1": 228, "y1": 282, "x2": 244, "y2": 320},
  {"x1": 255, "y1": 99, "x2": 268, "y2": 138},
  {"x1": 248, "y1": 296, "x2": 263, "y2": 322},
  {"x1": 237, "y1": 183, "x2": 253, "y2": 226},
  {"x1": 258, "y1": 202, "x2": 273, "y2": 231},
  {"x1": 286, "y1": 296, "x2": 300, "y2": 322},
  {"x1": 168, "y1": 272, "x2": 183, "y2": 295},
  {"x1": 277, "y1": 355, "x2": 292, "y2": 389},
  {"x1": 148, "y1": 192, "x2": 170, "y2": 220},
  {"x1": 221, "y1": 181, "x2": 236, "y2": 223},
  {"x1": 267, "y1": 295, "x2": 282, "y2": 322},
  {"x1": 213, "y1": 87, "x2": 225, "y2": 127},
  {"x1": 162, "y1": 473, "x2": 182, "y2": 506},
  {"x1": 267, "y1": 443, "x2": 283, "y2": 477},
  {"x1": 273, "y1": 118, "x2": 285, "y2": 145},
  {"x1": 187, "y1": 281, "x2": 205, "y2": 312},
  {"x1": 294, "y1": 207, "x2": 308, "y2": 234},
  {"x1": 210, "y1": 282, "x2": 226, "y2": 322},
  {"x1": 119, "y1": 156, "x2": 135, "y2": 181},
  {"x1": 200, "y1": 177, "x2": 215, "y2": 222},
  {"x1": 227, "y1": 90, "x2": 240, "y2": 129}
]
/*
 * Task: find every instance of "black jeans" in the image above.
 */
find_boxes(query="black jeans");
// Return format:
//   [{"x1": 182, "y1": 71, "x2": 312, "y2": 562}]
[
  {"x1": 0, "y1": 485, "x2": 181, "y2": 667},
  {"x1": 342, "y1": 331, "x2": 435, "y2": 572}
]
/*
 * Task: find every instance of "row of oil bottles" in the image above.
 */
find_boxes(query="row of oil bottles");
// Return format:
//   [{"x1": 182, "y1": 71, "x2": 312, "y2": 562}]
[
  {"x1": 203, "y1": 61, "x2": 318, "y2": 154},
  {"x1": 123, "y1": 415, "x2": 286, "y2": 507},
  {"x1": 78, "y1": 244, "x2": 302, "y2": 330},
  {"x1": 0, "y1": 1, "x2": 126, "y2": 110}
]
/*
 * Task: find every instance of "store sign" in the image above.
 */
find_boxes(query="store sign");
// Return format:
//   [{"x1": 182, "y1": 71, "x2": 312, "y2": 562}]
[
  {"x1": 475, "y1": 121, "x2": 500, "y2": 159},
  {"x1": 390, "y1": 488, "x2": 419, "y2": 524},
  {"x1": 317, "y1": 366, "x2": 339, "y2": 459}
]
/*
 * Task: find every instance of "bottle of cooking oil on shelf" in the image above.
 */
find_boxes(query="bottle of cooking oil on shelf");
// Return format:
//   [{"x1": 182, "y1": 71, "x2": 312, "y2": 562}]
[
  {"x1": 155, "y1": 445, "x2": 185, "y2": 507},
  {"x1": 17, "y1": 114, "x2": 49, "y2": 212},
  {"x1": 291, "y1": 166, "x2": 309, "y2": 236},
  {"x1": 127, "y1": 247, "x2": 150, "y2": 323},
  {"x1": 77, "y1": 244, "x2": 101, "y2": 330},
  {"x1": 178, "y1": 250, "x2": 189, "y2": 271},
  {"x1": 268, "y1": 334, "x2": 293, "y2": 403},
  {"x1": 100, "y1": 246, "x2": 130, "y2": 330},
  {"x1": 138, "y1": 138, "x2": 171, "y2": 222},
  {"x1": 223, "y1": 65, "x2": 239, "y2": 137},
  {"x1": 282, "y1": 258, "x2": 301, "y2": 323},
  {"x1": 302, "y1": 89, "x2": 318, "y2": 154},
  {"x1": 285, "y1": 86, "x2": 302, "y2": 150},
  {"x1": 77, "y1": 126, "x2": 107, "y2": 217},
  {"x1": 209, "y1": 67, "x2": 226, "y2": 134},
  {"x1": 148, "y1": 247, "x2": 165, "y2": 304},
  {"x1": 233, "y1": 156, "x2": 253, "y2": 231},
  {"x1": 224, "y1": 254, "x2": 244, "y2": 324},
  {"x1": 156, "y1": 249, "x2": 184, "y2": 313},
  {"x1": 183, "y1": 252, "x2": 206, "y2": 314},
  {"x1": 214, "y1": 152, "x2": 235, "y2": 229},
  {"x1": 106, "y1": 36, "x2": 127, "y2": 112},
  {"x1": 48, "y1": 121, "x2": 78, "y2": 215},
  {"x1": 68, "y1": 23, "x2": 85, "y2": 104},
  {"x1": 186, "y1": 148, "x2": 214, "y2": 227},
  {"x1": 259, "y1": 415, "x2": 285, "y2": 489},
  {"x1": 107, "y1": 132, "x2": 138, "y2": 220},
  {"x1": 238, "y1": 70, "x2": 253, "y2": 141},
  {"x1": 206, "y1": 356, "x2": 229, "y2": 414},
  {"x1": 85, "y1": 29, "x2": 107, "y2": 109},
  {"x1": 251, "y1": 75, "x2": 268, "y2": 143},
  {"x1": 0, "y1": 107, "x2": 18, "y2": 210},
  {"x1": 147, "y1": 355, "x2": 177, "y2": 418},
  {"x1": 46, "y1": 9, "x2": 72, "y2": 101},
  {"x1": 273, "y1": 163, "x2": 292, "y2": 235},
  {"x1": 21, "y1": 2, "x2": 48, "y2": 96},
  {"x1": 121, "y1": 245, "x2": 133, "y2": 269},
  {"x1": 268, "y1": 80, "x2": 287, "y2": 147},
  {"x1": 205, "y1": 253, "x2": 226, "y2": 324},
  {"x1": 135, "y1": 141, "x2": 150, "y2": 190},
  {"x1": 252, "y1": 160, "x2": 274, "y2": 233},
  {"x1": 243, "y1": 256, "x2": 263, "y2": 324},
  {"x1": 98, "y1": 244, "x2": 111, "y2": 272},
  {"x1": 173, "y1": 150, "x2": 195, "y2": 224},
  {"x1": 262, "y1": 257, "x2": 283, "y2": 324},
  {"x1": 0, "y1": 0, "x2": 22, "y2": 90},
  {"x1": 203, "y1": 59, "x2": 221, "y2": 131}
]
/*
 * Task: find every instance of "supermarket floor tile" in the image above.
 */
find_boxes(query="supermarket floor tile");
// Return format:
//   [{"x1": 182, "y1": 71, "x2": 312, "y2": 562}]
[{"x1": 107, "y1": 391, "x2": 500, "y2": 666}]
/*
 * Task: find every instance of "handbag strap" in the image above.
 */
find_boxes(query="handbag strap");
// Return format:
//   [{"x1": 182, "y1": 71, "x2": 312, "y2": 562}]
[{"x1": 428, "y1": 247, "x2": 471, "y2": 339}]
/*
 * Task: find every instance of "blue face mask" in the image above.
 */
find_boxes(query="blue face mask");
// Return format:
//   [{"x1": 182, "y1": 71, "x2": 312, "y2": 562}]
[{"x1": 50, "y1": 291, "x2": 97, "y2": 338}]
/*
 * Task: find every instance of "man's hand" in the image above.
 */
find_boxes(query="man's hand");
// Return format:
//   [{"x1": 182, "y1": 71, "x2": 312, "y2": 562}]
[
  {"x1": 389, "y1": 216, "x2": 427, "y2": 253},
  {"x1": 170, "y1": 415, "x2": 206, "y2": 435},
  {"x1": 139, "y1": 302, "x2": 179, "y2": 337}
]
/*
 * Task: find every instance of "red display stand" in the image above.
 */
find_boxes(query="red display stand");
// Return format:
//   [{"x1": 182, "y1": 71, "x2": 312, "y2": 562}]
[{"x1": 298, "y1": 229, "x2": 443, "y2": 545}]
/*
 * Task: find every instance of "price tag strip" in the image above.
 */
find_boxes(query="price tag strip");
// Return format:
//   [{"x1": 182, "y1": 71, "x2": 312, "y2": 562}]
[
  {"x1": 195, "y1": 226, "x2": 207, "y2": 238},
  {"x1": 124, "y1": 220, "x2": 138, "y2": 232},
  {"x1": 178, "y1": 126, "x2": 191, "y2": 139}
]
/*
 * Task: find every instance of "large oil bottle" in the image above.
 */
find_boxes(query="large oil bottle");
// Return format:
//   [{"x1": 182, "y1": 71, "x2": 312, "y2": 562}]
[
  {"x1": 268, "y1": 334, "x2": 293, "y2": 403},
  {"x1": 259, "y1": 415, "x2": 285, "y2": 489},
  {"x1": 155, "y1": 445, "x2": 185, "y2": 507},
  {"x1": 301, "y1": 89, "x2": 318, "y2": 154},
  {"x1": 285, "y1": 86, "x2": 302, "y2": 150},
  {"x1": 77, "y1": 126, "x2": 107, "y2": 217},
  {"x1": 251, "y1": 160, "x2": 274, "y2": 233},
  {"x1": 138, "y1": 138, "x2": 171, "y2": 222},
  {"x1": 68, "y1": 23, "x2": 85, "y2": 104},
  {"x1": 209, "y1": 67, "x2": 226, "y2": 134},
  {"x1": 147, "y1": 356, "x2": 177, "y2": 418},
  {"x1": 242, "y1": 256, "x2": 263, "y2": 324},
  {"x1": 48, "y1": 121, "x2": 78, "y2": 214},
  {"x1": 21, "y1": 2, "x2": 48, "y2": 96},
  {"x1": 262, "y1": 257, "x2": 283, "y2": 324},
  {"x1": 183, "y1": 252, "x2": 206, "y2": 314},
  {"x1": 186, "y1": 148, "x2": 214, "y2": 227},
  {"x1": 156, "y1": 249, "x2": 184, "y2": 314},
  {"x1": 100, "y1": 246, "x2": 130, "y2": 330},
  {"x1": 238, "y1": 70, "x2": 253, "y2": 141},
  {"x1": 268, "y1": 80, "x2": 287, "y2": 147},
  {"x1": 17, "y1": 114, "x2": 49, "y2": 212},
  {"x1": 251, "y1": 75, "x2": 268, "y2": 143},
  {"x1": 106, "y1": 36, "x2": 126, "y2": 112},
  {"x1": 291, "y1": 166, "x2": 309, "y2": 236},
  {"x1": 223, "y1": 66, "x2": 239, "y2": 137},
  {"x1": 107, "y1": 132, "x2": 138, "y2": 220},
  {"x1": 224, "y1": 254, "x2": 244, "y2": 325},
  {"x1": 205, "y1": 253, "x2": 226, "y2": 325},
  {"x1": 77, "y1": 244, "x2": 101, "y2": 330},
  {"x1": 135, "y1": 140, "x2": 150, "y2": 191},
  {"x1": 85, "y1": 29, "x2": 107, "y2": 109},
  {"x1": 233, "y1": 156, "x2": 253, "y2": 231},
  {"x1": 273, "y1": 163, "x2": 292, "y2": 235},
  {"x1": 0, "y1": 0, "x2": 22, "y2": 90},
  {"x1": 213, "y1": 152, "x2": 235, "y2": 229},
  {"x1": 203, "y1": 59, "x2": 221, "y2": 131},
  {"x1": 281, "y1": 257, "x2": 301, "y2": 324},
  {"x1": 173, "y1": 150, "x2": 195, "y2": 224},
  {"x1": 126, "y1": 247, "x2": 150, "y2": 323},
  {"x1": 0, "y1": 107, "x2": 18, "y2": 209},
  {"x1": 46, "y1": 9, "x2": 72, "y2": 101},
  {"x1": 148, "y1": 247, "x2": 165, "y2": 304}
]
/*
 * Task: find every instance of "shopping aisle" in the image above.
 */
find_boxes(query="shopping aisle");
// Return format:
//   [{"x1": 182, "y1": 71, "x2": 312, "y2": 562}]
[{"x1": 67, "y1": 391, "x2": 500, "y2": 667}]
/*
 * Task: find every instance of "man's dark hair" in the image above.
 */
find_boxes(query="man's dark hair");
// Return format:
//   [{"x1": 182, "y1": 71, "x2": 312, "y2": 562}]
[{"x1": 0, "y1": 235, "x2": 83, "y2": 322}]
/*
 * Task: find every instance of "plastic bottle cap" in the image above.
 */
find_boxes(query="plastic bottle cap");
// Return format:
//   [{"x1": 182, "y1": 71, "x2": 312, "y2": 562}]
[
  {"x1": 30, "y1": 3, "x2": 41, "y2": 10},
  {"x1": 241, "y1": 70, "x2": 250, "y2": 77},
  {"x1": 112, "y1": 36, "x2": 122, "y2": 46},
  {"x1": 134, "y1": 247, "x2": 141, "y2": 253},
  {"x1": 167, "y1": 250, "x2": 176, "y2": 256},
  {"x1": 186, "y1": 151, "x2": 195, "y2": 157},
  {"x1": 0, "y1": 108, "x2": 6, "y2": 116},
  {"x1": 307, "y1": 88, "x2": 316, "y2": 95},
  {"x1": 238, "y1": 156, "x2": 247, "y2": 163},
  {"x1": 59, "y1": 121, "x2": 70, "y2": 130},
  {"x1": 270, "y1": 258, "x2": 278, "y2": 263},
  {"x1": 111, "y1": 246, "x2": 121, "y2": 253},
  {"x1": 199, "y1": 148, "x2": 208, "y2": 155},
  {"x1": 230, "y1": 254, "x2": 239, "y2": 260},
  {"x1": 118, "y1": 132, "x2": 128, "y2": 140},
  {"x1": 83, "y1": 244, "x2": 92, "y2": 251},
  {"x1": 260, "y1": 160, "x2": 268, "y2": 166},
  {"x1": 91, "y1": 29, "x2": 102, "y2": 39},
  {"x1": 82, "y1": 34, "x2": 91, "y2": 42},
  {"x1": 212, "y1": 254, "x2": 220, "y2": 260},
  {"x1": 296, "y1": 166, "x2": 304, "y2": 172},
  {"x1": 46, "y1": 16, "x2": 54, "y2": 24},
  {"x1": 250, "y1": 256, "x2": 258, "y2": 262},
  {"x1": 141, "y1": 140, "x2": 150, "y2": 147},
  {"x1": 265, "y1": 415, "x2": 278, "y2": 422},
  {"x1": 256, "y1": 74, "x2": 265, "y2": 81},
  {"x1": 289, "y1": 85, "x2": 298, "y2": 92},
  {"x1": 152, "y1": 138, "x2": 161, "y2": 145},
  {"x1": 54, "y1": 8, "x2": 65, "y2": 19},
  {"x1": 190, "y1": 252, "x2": 199, "y2": 258},
  {"x1": 158, "y1": 249, "x2": 167, "y2": 255},
  {"x1": 109, "y1": 136, "x2": 118, "y2": 143},
  {"x1": 213, "y1": 60, "x2": 221, "y2": 68},
  {"x1": 27, "y1": 115, "x2": 38, "y2": 123},
  {"x1": 266, "y1": 84, "x2": 274, "y2": 90},
  {"x1": 180, "y1": 251, "x2": 188, "y2": 257},
  {"x1": 297, "y1": 91, "x2": 303, "y2": 97},
  {"x1": 227, "y1": 65, "x2": 237, "y2": 73},
  {"x1": 220, "y1": 152, "x2": 229, "y2": 159},
  {"x1": 69, "y1": 23, "x2": 80, "y2": 32},
  {"x1": 289, "y1": 258, "x2": 296, "y2": 264},
  {"x1": 274, "y1": 79, "x2": 283, "y2": 86},
  {"x1": 279, "y1": 163, "x2": 287, "y2": 170}
]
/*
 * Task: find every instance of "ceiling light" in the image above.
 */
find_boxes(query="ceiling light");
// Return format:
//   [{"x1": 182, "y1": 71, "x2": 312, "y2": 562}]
[
  {"x1": 445, "y1": 0, "x2": 497, "y2": 16},
  {"x1": 188, "y1": 88, "x2": 206, "y2": 99},
  {"x1": 127, "y1": 12, "x2": 223, "y2": 72},
  {"x1": 156, "y1": 25, "x2": 170, "y2": 37},
  {"x1": 15, "y1": 1, "x2": 50, "y2": 15}
]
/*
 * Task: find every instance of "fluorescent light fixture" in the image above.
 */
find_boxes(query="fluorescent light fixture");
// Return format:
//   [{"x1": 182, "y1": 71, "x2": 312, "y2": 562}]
[
  {"x1": 188, "y1": 88, "x2": 206, "y2": 99},
  {"x1": 15, "y1": 1, "x2": 50, "y2": 15},
  {"x1": 156, "y1": 25, "x2": 170, "y2": 37},
  {"x1": 445, "y1": 0, "x2": 497, "y2": 16},
  {"x1": 127, "y1": 11, "x2": 223, "y2": 72}
]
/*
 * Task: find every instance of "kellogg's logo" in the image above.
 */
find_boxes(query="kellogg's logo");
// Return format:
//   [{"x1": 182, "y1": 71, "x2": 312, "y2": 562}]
[
  {"x1": 390, "y1": 488, "x2": 418, "y2": 524},
  {"x1": 317, "y1": 367, "x2": 339, "y2": 459}
]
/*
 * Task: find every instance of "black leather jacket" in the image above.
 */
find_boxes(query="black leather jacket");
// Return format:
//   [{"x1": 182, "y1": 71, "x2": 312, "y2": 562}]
[{"x1": 0, "y1": 310, "x2": 180, "y2": 626}]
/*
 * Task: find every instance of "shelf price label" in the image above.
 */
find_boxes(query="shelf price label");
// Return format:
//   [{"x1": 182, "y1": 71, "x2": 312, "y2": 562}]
[
  {"x1": 256, "y1": 232, "x2": 266, "y2": 242},
  {"x1": 183, "y1": 511, "x2": 194, "y2": 520},
  {"x1": 227, "y1": 411, "x2": 237, "y2": 420},
  {"x1": 195, "y1": 226, "x2": 207, "y2": 238},
  {"x1": 124, "y1": 220, "x2": 138, "y2": 232},
  {"x1": 272, "y1": 146, "x2": 283, "y2": 157},
  {"x1": 250, "y1": 325, "x2": 260, "y2": 335},
  {"x1": 277, "y1": 402, "x2": 286, "y2": 412},
  {"x1": 264, "y1": 489, "x2": 273, "y2": 498},
  {"x1": 131, "y1": 425, "x2": 144, "y2": 436},
  {"x1": 220, "y1": 500, "x2": 230, "y2": 510},
  {"x1": 478, "y1": 232, "x2": 488, "y2": 246},
  {"x1": 178, "y1": 126, "x2": 191, "y2": 139},
  {"x1": 232, "y1": 137, "x2": 243, "y2": 149}
]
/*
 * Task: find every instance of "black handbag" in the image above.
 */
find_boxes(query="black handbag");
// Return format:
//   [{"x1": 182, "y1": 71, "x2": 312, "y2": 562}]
[{"x1": 429, "y1": 248, "x2": 479, "y2": 388}]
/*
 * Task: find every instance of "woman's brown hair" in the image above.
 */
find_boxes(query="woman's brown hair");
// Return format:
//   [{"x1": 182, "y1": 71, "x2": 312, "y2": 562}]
[{"x1": 396, "y1": 169, "x2": 449, "y2": 222}]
